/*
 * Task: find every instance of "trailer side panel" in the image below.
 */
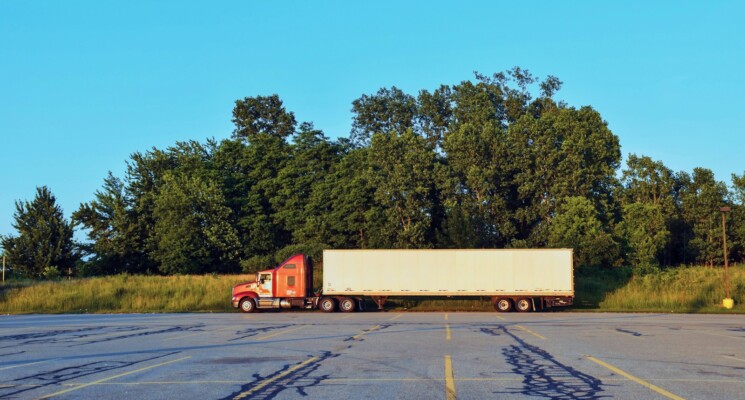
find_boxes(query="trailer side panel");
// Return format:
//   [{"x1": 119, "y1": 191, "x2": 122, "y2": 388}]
[{"x1": 322, "y1": 249, "x2": 573, "y2": 297}]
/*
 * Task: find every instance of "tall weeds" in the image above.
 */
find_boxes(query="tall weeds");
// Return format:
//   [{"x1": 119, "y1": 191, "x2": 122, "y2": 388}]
[
  {"x1": 0, "y1": 274, "x2": 254, "y2": 314},
  {"x1": 597, "y1": 265, "x2": 745, "y2": 312},
  {"x1": 0, "y1": 266, "x2": 742, "y2": 313}
]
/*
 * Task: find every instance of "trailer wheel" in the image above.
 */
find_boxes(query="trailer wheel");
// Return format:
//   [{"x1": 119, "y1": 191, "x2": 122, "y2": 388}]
[
  {"x1": 320, "y1": 297, "x2": 337, "y2": 313},
  {"x1": 495, "y1": 298, "x2": 513, "y2": 312},
  {"x1": 239, "y1": 298, "x2": 257, "y2": 313},
  {"x1": 516, "y1": 298, "x2": 532, "y2": 312},
  {"x1": 339, "y1": 297, "x2": 356, "y2": 313}
]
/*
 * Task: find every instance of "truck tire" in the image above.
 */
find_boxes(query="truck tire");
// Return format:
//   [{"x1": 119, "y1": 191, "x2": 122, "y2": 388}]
[
  {"x1": 320, "y1": 297, "x2": 337, "y2": 313},
  {"x1": 239, "y1": 298, "x2": 257, "y2": 313},
  {"x1": 516, "y1": 298, "x2": 532, "y2": 312},
  {"x1": 495, "y1": 298, "x2": 513, "y2": 312},
  {"x1": 339, "y1": 297, "x2": 356, "y2": 313}
]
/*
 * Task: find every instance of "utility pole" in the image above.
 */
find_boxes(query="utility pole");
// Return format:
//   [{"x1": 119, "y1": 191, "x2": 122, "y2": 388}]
[
  {"x1": 721, "y1": 207, "x2": 733, "y2": 309},
  {"x1": 2, "y1": 255, "x2": 5, "y2": 285}
]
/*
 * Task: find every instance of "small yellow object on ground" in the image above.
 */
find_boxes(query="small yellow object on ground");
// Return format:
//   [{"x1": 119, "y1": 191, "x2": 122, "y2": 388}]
[{"x1": 723, "y1": 298, "x2": 734, "y2": 309}]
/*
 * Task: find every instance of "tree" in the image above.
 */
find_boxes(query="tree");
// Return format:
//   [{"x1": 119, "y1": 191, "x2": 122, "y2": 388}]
[
  {"x1": 319, "y1": 147, "x2": 377, "y2": 249},
  {"x1": 271, "y1": 123, "x2": 342, "y2": 242},
  {"x1": 73, "y1": 172, "x2": 148, "y2": 275},
  {"x1": 232, "y1": 94, "x2": 297, "y2": 141},
  {"x1": 548, "y1": 196, "x2": 619, "y2": 269},
  {"x1": 615, "y1": 202, "x2": 669, "y2": 273},
  {"x1": 220, "y1": 98, "x2": 295, "y2": 264},
  {"x1": 680, "y1": 168, "x2": 729, "y2": 267},
  {"x1": 366, "y1": 130, "x2": 439, "y2": 248},
  {"x1": 509, "y1": 107, "x2": 621, "y2": 246},
  {"x1": 731, "y1": 172, "x2": 745, "y2": 262},
  {"x1": 151, "y1": 173, "x2": 240, "y2": 274},
  {"x1": 620, "y1": 154, "x2": 677, "y2": 207},
  {"x1": 442, "y1": 117, "x2": 516, "y2": 247},
  {"x1": 618, "y1": 154, "x2": 682, "y2": 265},
  {"x1": 235, "y1": 126, "x2": 289, "y2": 258},
  {"x1": 416, "y1": 85, "x2": 453, "y2": 149},
  {"x1": 1, "y1": 187, "x2": 78, "y2": 278},
  {"x1": 350, "y1": 86, "x2": 417, "y2": 146}
]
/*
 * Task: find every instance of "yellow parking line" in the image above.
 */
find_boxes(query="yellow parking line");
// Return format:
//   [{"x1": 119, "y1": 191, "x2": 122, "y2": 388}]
[
  {"x1": 37, "y1": 356, "x2": 190, "y2": 399},
  {"x1": 515, "y1": 325, "x2": 546, "y2": 340},
  {"x1": 444, "y1": 355, "x2": 456, "y2": 400},
  {"x1": 388, "y1": 313, "x2": 404, "y2": 321},
  {"x1": 446, "y1": 324, "x2": 451, "y2": 341},
  {"x1": 445, "y1": 314, "x2": 449, "y2": 321},
  {"x1": 351, "y1": 325, "x2": 382, "y2": 340},
  {"x1": 724, "y1": 355, "x2": 745, "y2": 363},
  {"x1": 495, "y1": 315, "x2": 506, "y2": 321},
  {"x1": 255, "y1": 325, "x2": 305, "y2": 341},
  {"x1": 234, "y1": 356, "x2": 319, "y2": 400},
  {"x1": 586, "y1": 356, "x2": 686, "y2": 400},
  {"x1": 339, "y1": 314, "x2": 355, "y2": 320}
]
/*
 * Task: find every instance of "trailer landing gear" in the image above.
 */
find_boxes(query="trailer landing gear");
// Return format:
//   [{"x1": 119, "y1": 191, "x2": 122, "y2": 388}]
[{"x1": 371, "y1": 296, "x2": 388, "y2": 310}]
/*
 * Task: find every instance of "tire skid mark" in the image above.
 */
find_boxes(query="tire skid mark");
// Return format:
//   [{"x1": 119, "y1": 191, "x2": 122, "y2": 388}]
[
  {"x1": 0, "y1": 325, "x2": 206, "y2": 348},
  {"x1": 228, "y1": 325, "x2": 292, "y2": 342},
  {"x1": 479, "y1": 325, "x2": 607, "y2": 399},
  {"x1": 615, "y1": 328, "x2": 644, "y2": 338},
  {"x1": 222, "y1": 352, "x2": 335, "y2": 400},
  {"x1": 0, "y1": 350, "x2": 25, "y2": 358},
  {"x1": 0, "y1": 351, "x2": 182, "y2": 399},
  {"x1": 343, "y1": 323, "x2": 391, "y2": 343},
  {"x1": 0, "y1": 327, "x2": 106, "y2": 346},
  {"x1": 71, "y1": 325, "x2": 205, "y2": 346},
  {"x1": 225, "y1": 322, "x2": 394, "y2": 399}
]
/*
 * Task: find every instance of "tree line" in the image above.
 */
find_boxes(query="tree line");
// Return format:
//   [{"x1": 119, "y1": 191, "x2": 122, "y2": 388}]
[{"x1": 3, "y1": 68, "x2": 744, "y2": 278}]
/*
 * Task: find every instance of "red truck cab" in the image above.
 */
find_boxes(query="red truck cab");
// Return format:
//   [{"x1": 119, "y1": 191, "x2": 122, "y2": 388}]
[{"x1": 231, "y1": 254, "x2": 316, "y2": 312}]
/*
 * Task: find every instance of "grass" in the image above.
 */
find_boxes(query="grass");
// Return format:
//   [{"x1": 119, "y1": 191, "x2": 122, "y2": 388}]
[
  {"x1": 0, "y1": 274, "x2": 255, "y2": 314},
  {"x1": 596, "y1": 265, "x2": 745, "y2": 313},
  {"x1": 1, "y1": 265, "x2": 743, "y2": 314}
]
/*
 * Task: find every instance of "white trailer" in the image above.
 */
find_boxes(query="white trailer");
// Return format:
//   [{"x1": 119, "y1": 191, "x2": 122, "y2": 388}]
[{"x1": 322, "y1": 249, "x2": 574, "y2": 312}]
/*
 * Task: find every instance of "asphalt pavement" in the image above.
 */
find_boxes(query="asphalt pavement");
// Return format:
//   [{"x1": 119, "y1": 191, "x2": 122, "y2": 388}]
[{"x1": 1, "y1": 311, "x2": 744, "y2": 399}]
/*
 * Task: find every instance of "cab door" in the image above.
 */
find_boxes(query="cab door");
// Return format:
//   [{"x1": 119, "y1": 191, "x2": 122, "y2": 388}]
[{"x1": 257, "y1": 272, "x2": 273, "y2": 297}]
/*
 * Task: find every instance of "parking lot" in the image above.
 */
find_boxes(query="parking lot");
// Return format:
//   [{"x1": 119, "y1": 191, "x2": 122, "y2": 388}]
[{"x1": 1, "y1": 312, "x2": 744, "y2": 399}]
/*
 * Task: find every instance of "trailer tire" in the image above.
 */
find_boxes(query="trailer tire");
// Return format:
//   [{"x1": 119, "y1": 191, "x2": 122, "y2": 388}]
[
  {"x1": 339, "y1": 297, "x2": 356, "y2": 313},
  {"x1": 516, "y1": 298, "x2": 532, "y2": 312},
  {"x1": 239, "y1": 298, "x2": 257, "y2": 313},
  {"x1": 495, "y1": 298, "x2": 513, "y2": 312},
  {"x1": 320, "y1": 297, "x2": 337, "y2": 313}
]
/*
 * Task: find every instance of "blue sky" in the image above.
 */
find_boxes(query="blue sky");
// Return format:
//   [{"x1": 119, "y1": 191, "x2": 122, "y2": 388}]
[{"x1": 1, "y1": 1, "x2": 744, "y2": 238}]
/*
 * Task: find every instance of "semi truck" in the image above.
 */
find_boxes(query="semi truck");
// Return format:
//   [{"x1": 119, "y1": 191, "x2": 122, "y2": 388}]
[{"x1": 231, "y1": 249, "x2": 574, "y2": 313}]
